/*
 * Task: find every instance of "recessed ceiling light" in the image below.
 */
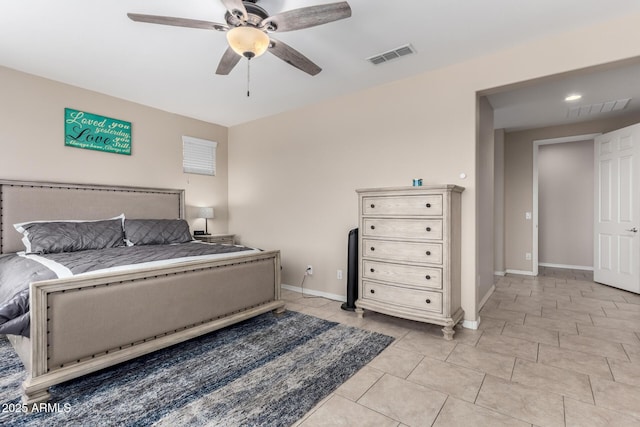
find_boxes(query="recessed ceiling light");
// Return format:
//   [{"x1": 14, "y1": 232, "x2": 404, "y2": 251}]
[{"x1": 565, "y1": 94, "x2": 582, "y2": 102}]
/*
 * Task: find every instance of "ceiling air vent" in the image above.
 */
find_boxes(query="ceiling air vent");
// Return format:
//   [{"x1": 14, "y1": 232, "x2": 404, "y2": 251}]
[
  {"x1": 567, "y1": 98, "x2": 631, "y2": 118},
  {"x1": 367, "y1": 44, "x2": 415, "y2": 65}
]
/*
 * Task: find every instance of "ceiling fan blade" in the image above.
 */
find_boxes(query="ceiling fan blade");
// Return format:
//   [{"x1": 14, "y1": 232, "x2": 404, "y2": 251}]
[
  {"x1": 268, "y1": 38, "x2": 321, "y2": 76},
  {"x1": 261, "y1": 2, "x2": 351, "y2": 32},
  {"x1": 220, "y1": 0, "x2": 248, "y2": 21},
  {"x1": 216, "y1": 47, "x2": 242, "y2": 75},
  {"x1": 127, "y1": 13, "x2": 228, "y2": 31}
]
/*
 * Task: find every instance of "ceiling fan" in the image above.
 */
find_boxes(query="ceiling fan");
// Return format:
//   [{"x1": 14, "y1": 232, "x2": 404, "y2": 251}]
[{"x1": 128, "y1": 0, "x2": 352, "y2": 77}]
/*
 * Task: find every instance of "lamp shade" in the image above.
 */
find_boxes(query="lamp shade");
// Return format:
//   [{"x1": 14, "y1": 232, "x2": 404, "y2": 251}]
[
  {"x1": 198, "y1": 207, "x2": 215, "y2": 219},
  {"x1": 226, "y1": 26, "x2": 270, "y2": 58}
]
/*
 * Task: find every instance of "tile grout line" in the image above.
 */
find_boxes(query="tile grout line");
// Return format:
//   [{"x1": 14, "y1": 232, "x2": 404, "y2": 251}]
[
  {"x1": 430, "y1": 395, "x2": 450, "y2": 427},
  {"x1": 403, "y1": 353, "x2": 425, "y2": 380},
  {"x1": 604, "y1": 355, "x2": 617, "y2": 381},
  {"x1": 473, "y1": 374, "x2": 487, "y2": 404},
  {"x1": 354, "y1": 374, "x2": 410, "y2": 426},
  {"x1": 509, "y1": 356, "x2": 517, "y2": 382},
  {"x1": 474, "y1": 375, "x2": 537, "y2": 426},
  {"x1": 587, "y1": 374, "x2": 597, "y2": 409},
  {"x1": 442, "y1": 342, "x2": 458, "y2": 362}
]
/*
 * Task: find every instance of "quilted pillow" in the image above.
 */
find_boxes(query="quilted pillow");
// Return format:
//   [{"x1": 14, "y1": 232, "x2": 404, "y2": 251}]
[
  {"x1": 125, "y1": 219, "x2": 192, "y2": 246},
  {"x1": 14, "y1": 215, "x2": 125, "y2": 254}
]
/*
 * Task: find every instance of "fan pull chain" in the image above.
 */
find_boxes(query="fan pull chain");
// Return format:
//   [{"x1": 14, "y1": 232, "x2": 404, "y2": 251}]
[{"x1": 247, "y1": 57, "x2": 251, "y2": 97}]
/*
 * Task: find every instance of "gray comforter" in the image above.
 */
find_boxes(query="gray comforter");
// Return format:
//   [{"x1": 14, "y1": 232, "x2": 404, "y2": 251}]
[
  {"x1": 0, "y1": 242, "x2": 254, "y2": 337},
  {"x1": 0, "y1": 255, "x2": 55, "y2": 336}
]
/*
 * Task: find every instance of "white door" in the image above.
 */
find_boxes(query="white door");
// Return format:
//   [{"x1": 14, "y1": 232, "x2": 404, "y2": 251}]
[{"x1": 594, "y1": 123, "x2": 640, "y2": 293}]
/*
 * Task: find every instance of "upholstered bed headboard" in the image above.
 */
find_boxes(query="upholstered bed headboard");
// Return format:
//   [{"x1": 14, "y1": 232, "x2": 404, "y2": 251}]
[{"x1": 0, "y1": 180, "x2": 185, "y2": 254}]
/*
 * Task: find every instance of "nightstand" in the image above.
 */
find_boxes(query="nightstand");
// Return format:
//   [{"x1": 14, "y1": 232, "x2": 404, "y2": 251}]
[{"x1": 193, "y1": 233, "x2": 235, "y2": 245}]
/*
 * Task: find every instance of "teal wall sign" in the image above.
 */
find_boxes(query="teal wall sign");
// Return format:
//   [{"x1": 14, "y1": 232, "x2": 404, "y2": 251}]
[{"x1": 64, "y1": 108, "x2": 132, "y2": 155}]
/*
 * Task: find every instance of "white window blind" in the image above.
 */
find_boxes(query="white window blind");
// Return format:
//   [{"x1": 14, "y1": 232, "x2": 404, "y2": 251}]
[{"x1": 182, "y1": 136, "x2": 217, "y2": 176}]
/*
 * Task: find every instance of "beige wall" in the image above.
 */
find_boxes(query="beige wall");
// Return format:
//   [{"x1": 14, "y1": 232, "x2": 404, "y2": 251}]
[
  {"x1": 0, "y1": 66, "x2": 229, "y2": 233},
  {"x1": 538, "y1": 140, "x2": 593, "y2": 268},
  {"x1": 477, "y1": 96, "x2": 495, "y2": 304},
  {"x1": 504, "y1": 114, "x2": 640, "y2": 272},
  {"x1": 229, "y1": 12, "x2": 640, "y2": 323},
  {"x1": 494, "y1": 129, "x2": 505, "y2": 275},
  {"x1": 228, "y1": 74, "x2": 477, "y2": 307}
]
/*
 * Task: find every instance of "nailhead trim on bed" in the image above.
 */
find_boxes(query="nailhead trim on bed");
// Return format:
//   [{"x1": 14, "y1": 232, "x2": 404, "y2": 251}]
[
  {"x1": 46, "y1": 299, "x2": 275, "y2": 372},
  {"x1": 44, "y1": 258, "x2": 272, "y2": 371}
]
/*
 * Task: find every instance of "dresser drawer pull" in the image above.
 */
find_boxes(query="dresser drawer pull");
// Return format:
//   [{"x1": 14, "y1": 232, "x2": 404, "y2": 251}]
[
  {"x1": 426, "y1": 251, "x2": 431, "y2": 256},
  {"x1": 425, "y1": 275, "x2": 431, "y2": 280},
  {"x1": 370, "y1": 289, "x2": 375, "y2": 294},
  {"x1": 425, "y1": 299, "x2": 431, "y2": 304},
  {"x1": 370, "y1": 225, "x2": 375, "y2": 230},
  {"x1": 370, "y1": 268, "x2": 375, "y2": 273},
  {"x1": 426, "y1": 227, "x2": 432, "y2": 232},
  {"x1": 426, "y1": 203, "x2": 431, "y2": 208},
  {"x1": 370, "y1": 203, "x2": 375, "y2": 208},
  {"x1": 371, "y1": 247, "x2": 375, "y2": 251}
]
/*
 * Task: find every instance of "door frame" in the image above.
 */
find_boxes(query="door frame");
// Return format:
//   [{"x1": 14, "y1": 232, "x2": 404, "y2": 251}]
[{"x1": 532, "y1": 133, "x2": 600, "y2": 276}]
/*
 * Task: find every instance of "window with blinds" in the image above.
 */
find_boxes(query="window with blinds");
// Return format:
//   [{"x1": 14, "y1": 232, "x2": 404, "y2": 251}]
[{"x1": 182, "y1": 136, "x2": 217, "y2": 176}]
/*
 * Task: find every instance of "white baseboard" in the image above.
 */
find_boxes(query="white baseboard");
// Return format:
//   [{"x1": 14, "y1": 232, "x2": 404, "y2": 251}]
[
  {"x1": 505, "y1": 269, "x2": 536, "y2": 276},
  {"x1": 281, "y1": 284, "x2": 346, "y2": 302},
  {"x1": 494, "y1": 271, "x2": 506, "y2": 277},
  {"x1": 538, "y1": 262, "x2": 593, "y2": 271},
  {"x1": 282, "y1": 285, "x2": 484, "y2": 330},
  {"x1": 478, "y1": 285, "x2": 495, "y2": 310},
  {"x1": 462, "y1": 318, "x2": 479, "y2": 330}
]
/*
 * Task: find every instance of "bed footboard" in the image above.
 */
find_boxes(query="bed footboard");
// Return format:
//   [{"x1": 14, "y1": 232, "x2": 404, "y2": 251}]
[{"x1": 21, "y1": 250, "x2": 283, "y2": 405}]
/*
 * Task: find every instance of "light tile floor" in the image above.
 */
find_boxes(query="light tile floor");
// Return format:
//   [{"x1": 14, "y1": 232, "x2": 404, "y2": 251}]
[{"x1": 285, "y1": 267, "x2": 640, "y2": 427}]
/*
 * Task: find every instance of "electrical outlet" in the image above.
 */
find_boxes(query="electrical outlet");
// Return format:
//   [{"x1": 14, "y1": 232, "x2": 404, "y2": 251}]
[
  {"x1": 306, "y1": 265, "x2": 313, "y2": 275},
  {"x1": 337, "y1": 269, "x2": 343, "y2": 280},
  {"x1": 525, "y1": 252, "x2": 532, "y2": 260}
]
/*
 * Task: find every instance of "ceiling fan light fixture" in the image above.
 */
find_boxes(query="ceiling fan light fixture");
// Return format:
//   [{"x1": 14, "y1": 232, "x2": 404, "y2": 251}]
[
  {"x1": 128, "y1": 0, "x2": 353, "y2": 76},
  {"x1": 227, "y1": 26, "x2": 270, "y2": 58}
]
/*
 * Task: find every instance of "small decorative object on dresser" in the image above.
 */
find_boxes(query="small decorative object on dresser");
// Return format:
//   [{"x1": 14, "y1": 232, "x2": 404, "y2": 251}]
[
  {"x1": 355, "y1": 185, "x2": 464, "y2": 340},
  {"x1": 194, "y1": 233, "x2": 235, "y2": 245}
]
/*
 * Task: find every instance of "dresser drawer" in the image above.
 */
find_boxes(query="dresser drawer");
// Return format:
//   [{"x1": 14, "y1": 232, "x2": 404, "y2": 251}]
[
  {"x1": 363, "y1": 239, "x2": 443, "y2": 265},
  {"x1": 363, "y1": 218, "x2": 443, "y2": 240},
  {"x1": 363, "y1": 280, "x2": 443, "y2": 313},
  {"x1": 194, "y1": 235, "x2": 235, "y2": 245},
  {"x1": 362, "y1": 195, "x2": 443, "y2": 216},
  {"x1": 363, "y1": 260, "x2": 443, "y2": 289}
]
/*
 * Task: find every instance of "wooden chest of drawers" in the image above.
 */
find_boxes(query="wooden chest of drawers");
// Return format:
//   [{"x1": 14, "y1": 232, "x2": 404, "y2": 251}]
[{"x1": 355, "y1": 185, "x2": 464, "y2": 340}]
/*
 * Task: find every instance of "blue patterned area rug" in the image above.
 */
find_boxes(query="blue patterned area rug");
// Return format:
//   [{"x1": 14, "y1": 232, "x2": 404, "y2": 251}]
[{"x1": 0, "y1": 310, "x2": 392, "y2": 426}]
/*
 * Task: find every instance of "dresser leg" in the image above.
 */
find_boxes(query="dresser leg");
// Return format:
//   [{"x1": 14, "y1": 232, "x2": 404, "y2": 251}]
[
  {"x1": 355, "y1": 308, "x2": 365, "y2": 319},
  {"x1": 442, "y1": 325, "x2": 455, "y2": 341}
]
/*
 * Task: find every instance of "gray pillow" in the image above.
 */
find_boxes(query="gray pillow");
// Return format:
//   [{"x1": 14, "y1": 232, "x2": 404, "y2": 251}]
[
  {"x1": 125, "y1": 219, "x2": 192, "y2": 246},
  {"x1": 15, "y1": 218, "x2": 125, "y2": 254}
]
